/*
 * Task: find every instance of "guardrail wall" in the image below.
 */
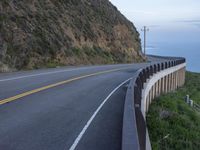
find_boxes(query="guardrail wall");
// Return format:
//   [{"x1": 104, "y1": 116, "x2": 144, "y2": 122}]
[{"x1": 122, "y1": 57, "x2": 186, "y2": 150}]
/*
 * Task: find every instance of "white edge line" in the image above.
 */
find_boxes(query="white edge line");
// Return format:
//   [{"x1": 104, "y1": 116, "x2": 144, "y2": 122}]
[
  {"x1": 0, "y1": 64, "x2": 134, "y2": 82},
  {"x1": 68, "y1": 77, "x2": 132, "y2": 150},
  {"x1": 0, "y1": 68, "x2": 87, "y2": 82}
]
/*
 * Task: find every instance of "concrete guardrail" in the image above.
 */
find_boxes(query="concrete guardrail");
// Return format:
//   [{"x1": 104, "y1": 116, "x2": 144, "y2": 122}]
[{"x1": 122, "y1": 56, "x2": 186, "y2": 150}]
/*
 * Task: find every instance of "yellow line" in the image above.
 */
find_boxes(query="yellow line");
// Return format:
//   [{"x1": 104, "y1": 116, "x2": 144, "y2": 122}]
[{"x1": 0, "y1": 67, "x2": 129, "y2": 105}]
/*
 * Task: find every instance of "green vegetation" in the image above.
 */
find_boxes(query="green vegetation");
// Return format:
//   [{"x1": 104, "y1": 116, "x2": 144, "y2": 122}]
[
  {"x1": 70, "y1": 46, "x2": 115, "y2": 64},
  {"x1": 147, "y1": 72, "x2": 200, "y2": 150},
  {"x1": 0, "y1": 0, "x2": 143, "y2": 71}
]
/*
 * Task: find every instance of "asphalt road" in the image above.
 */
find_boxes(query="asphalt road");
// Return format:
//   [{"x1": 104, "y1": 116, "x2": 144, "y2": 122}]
[{"x1": 0, "y1": 63, "x2": 149, "y2": 150}]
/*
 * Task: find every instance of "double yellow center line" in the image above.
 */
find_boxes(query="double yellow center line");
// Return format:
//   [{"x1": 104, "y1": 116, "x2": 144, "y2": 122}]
[{"x1": 0, "y1": 67, "x2": 130, "y2": 105}]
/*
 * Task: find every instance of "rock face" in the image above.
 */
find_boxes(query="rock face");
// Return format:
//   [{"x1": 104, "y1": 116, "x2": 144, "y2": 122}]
[{"x1": 0, "y1": 0, "x2": 143, "y2": 71}]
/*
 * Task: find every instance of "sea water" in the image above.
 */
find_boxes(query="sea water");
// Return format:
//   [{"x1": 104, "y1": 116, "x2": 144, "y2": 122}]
[
  {"x1": 147, "y1": 42, "x2": 200, "y2": 73},
  {"x1": 139, "y1": 24, "x2": 200, "y2": 73}
]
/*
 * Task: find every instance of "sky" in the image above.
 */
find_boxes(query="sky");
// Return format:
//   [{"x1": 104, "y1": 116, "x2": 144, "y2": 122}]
[
  {"x1": 109, "y1": 0, "x2": 200, "y2": 43},
  {"x1": 109, "y1": 0, "x2": 200, "y2": 29},
  {"x1": 109, "y1": 0, "x2": 200, "y2": 72}
]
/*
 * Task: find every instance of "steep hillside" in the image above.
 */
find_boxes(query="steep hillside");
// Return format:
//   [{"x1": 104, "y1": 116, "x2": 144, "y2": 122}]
[
  {"x1": 0, "y1": 0, "x2": 143, "y2": 71},
  {"x1": 147, "y1": 72, "x2": 200, "y2": 150}
]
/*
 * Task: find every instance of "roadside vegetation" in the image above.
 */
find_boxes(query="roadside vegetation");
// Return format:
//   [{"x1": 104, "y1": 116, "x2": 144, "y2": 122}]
[
  {"x1": 0, "y1": 0, "x2": 143, "y2": 72},
  {"x1": 147, "y1": 71, "x2": 200, "y2": 150}
]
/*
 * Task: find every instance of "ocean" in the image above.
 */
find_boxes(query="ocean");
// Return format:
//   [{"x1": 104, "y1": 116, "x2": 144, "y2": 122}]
[
  {"x1": 146, "y1": 42, "x2": 200, "y2": 73},
  {"x1": 139, "y1": 25, "x2": 200, "y2": 73}
]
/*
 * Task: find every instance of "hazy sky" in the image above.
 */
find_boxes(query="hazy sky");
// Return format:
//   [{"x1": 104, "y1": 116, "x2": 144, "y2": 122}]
[
  {"x1": 109, "y1": 0, "x2": 200, "y2": 72},
  {"x1": 109, "y1": 0, "x2": 200, "y2": 28},
  {"x1": 109, "y1": 0, "x2": 200, "y2": 43}
]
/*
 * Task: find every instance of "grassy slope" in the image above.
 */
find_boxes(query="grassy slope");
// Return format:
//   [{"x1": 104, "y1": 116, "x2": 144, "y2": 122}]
[{"x1": 147, "y1": 72, "x2": 200, "y2": 150}]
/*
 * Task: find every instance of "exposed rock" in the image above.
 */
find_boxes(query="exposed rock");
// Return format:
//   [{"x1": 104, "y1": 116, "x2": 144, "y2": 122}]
[
  {"x1": 0, "y1": 0, "x2": 144, "y2": 71},
  {"x1": 159, "y1": 110, "x2": 174, "y2": 119}
]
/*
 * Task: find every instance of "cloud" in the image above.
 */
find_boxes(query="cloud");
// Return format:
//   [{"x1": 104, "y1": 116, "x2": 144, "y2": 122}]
[
  {"x1": 175, "y1": 19, "x2": 200, "y2": 23},
  {"x1": 174, "y1": 19, "x2": 200, "y2": 29},
  {"x1": 194, "y1": 23, "x2": 200, "y2": 28},
  {"x1": 122, "y1": 10, "x2": 156, "y2": 15},
  {"x1": 148, "y1": 25, "x2": 160, "y2": 28}
]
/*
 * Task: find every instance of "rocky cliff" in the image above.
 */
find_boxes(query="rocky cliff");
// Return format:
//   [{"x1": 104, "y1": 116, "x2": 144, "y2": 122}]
[{"x1": 0, "y1": 0, "x2": 143, "y2": 71}]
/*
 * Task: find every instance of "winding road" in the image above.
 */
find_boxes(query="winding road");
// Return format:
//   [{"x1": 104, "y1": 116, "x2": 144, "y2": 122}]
[{"x1": 0, "y1": 59, "x2": 165, "y2": 150}]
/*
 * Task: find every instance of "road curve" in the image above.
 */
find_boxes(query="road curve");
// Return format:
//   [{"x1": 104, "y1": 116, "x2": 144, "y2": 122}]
[{"x1": 0, "y1": 63, "x2": 149, "y2": 150}]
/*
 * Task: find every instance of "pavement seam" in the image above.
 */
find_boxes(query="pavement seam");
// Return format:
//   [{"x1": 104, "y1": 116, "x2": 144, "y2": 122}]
[{"x1": 0, "y1": 68, "x2": 87, "y2": 82}]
